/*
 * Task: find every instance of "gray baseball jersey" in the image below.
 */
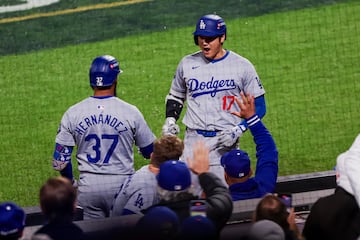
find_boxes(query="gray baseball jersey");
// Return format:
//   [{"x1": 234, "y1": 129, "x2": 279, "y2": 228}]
[
  {"x1": 169, "y1": 50, "x2": 265, "y2": 130},
  {"x1": 56, "y1": 96, "x2": 155, "y2": 175},
  {"x1": 110, "y1": 165, "x2": 159, "y2": 216},
  {"x1": 169, "y1": 50, "x2": 265, "y2": 187},
  {"x1": 55, "y1": 96, "x2": 156, "y2": 219}
]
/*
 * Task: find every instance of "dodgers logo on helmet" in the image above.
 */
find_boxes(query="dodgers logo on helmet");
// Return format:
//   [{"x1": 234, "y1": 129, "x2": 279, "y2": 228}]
[
  {"x1": 193, "y1": 14, "x2": 226, "y2": 45},
  {"x1": 89, "y1": 55, "x2": 122, "y2": 87},
  {"x1": 193, "y1": 14, "x2": 226, "y2": 37}
]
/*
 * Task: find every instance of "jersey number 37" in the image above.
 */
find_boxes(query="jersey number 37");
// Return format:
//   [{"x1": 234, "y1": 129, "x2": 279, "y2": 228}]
[{"x1": 85, "y1": 134, "x2": 119, "y2": 164}]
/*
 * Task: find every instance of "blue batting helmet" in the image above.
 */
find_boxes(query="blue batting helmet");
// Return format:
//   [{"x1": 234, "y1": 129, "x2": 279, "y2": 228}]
[
  {"x1": 89, "y1": 55, "x2": 122, "y2": 87},
  {"x1": 193, "y1": 14, "x2": 226, "y2": 45}
]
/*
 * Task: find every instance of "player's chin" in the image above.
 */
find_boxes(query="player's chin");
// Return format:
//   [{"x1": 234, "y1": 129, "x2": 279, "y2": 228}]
[{"x1": 202, "y1": 49, "x2": 213, "y2": 59}]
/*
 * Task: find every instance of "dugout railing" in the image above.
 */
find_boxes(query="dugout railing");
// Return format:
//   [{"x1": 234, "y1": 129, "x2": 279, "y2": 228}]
[{"x1": 22, "y1": 170, "x2": 336, "y2": 240}]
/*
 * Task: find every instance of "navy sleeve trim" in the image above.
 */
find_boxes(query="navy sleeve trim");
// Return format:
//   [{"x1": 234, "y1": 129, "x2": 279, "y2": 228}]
[{"x1": 140, "y1": 143, "x2": 153, "y2": 159}]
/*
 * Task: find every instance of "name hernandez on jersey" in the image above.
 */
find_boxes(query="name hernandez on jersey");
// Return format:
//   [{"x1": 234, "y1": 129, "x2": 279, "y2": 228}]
[{"x1": 74, "y1": 113, "x2": 128, "y2": 136}]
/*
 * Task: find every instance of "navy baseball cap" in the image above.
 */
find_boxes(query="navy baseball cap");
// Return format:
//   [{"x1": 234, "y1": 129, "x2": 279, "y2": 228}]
[
  {"x1": 0, "y1": 202, "x2": 26, "y2": 236},
  {"x1": 180, "y1": 215, "x2": 217, "y2": 240},
  {"x1": 221, "y1": 149, "x2": 251, "y2": 178},
  {"x1": 136, "y1": 206, "x2": 180, "y2": 239},
  {"x1": 157, "y1": 160, "x2": 191, "y2": 191}
]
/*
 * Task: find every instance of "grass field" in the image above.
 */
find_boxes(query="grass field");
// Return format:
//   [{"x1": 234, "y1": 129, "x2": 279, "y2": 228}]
[{"x1": 0, "y1": 0, "x2": 359, "y2": 207}]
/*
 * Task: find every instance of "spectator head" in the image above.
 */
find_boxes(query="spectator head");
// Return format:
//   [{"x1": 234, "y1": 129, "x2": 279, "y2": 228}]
[
  {"x1": 39, "y1": 177, "x2": 77, "y2": 221},
  {"x1": 156, "y1": 160, "x2": 193, "y2": 201},
  {"x1": 248, "y1": 219, "x2": 285, "y2": 240},
  {"x1": 179, "y1": 215, "x2": 217, "y2": 240},
  {"x1": 136, "y1": 206, "x2": 180, "y2": 240},
  {"x1": 221, "y1": 149, "x2": 252, "y2": 184},
  {"x1": 335, "y1": 151, "x2": 353, "y2": 194},
  {"x1": 0, "y1": 202, "x2": 26, "y2": 240},
  {"x1": 253, "y1": 194, "x2": 289, "y2": 231},
  {"x1": 151, "y1": 136, "x2": 184, "y2": 168}
]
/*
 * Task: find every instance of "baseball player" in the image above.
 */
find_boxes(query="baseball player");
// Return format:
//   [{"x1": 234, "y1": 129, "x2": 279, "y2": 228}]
[
  {"x1": 110, "y1": 135, "x2": 184, "y2": 216},
  {"x1": 162, "y1": 14, "x2": 266, "y2": 187},
  {"x1": 52, "y1": 55, "x2": 156, "y2": 219}
]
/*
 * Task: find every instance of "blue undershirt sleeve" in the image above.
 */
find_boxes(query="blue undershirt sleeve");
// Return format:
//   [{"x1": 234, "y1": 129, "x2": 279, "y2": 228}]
[
  {"x1": 139, "y1": 143, "x2": 154, "y2": 159},
  {"x1": 60, "y1": 161, "x2": 74, "y2": 181},
  {"x1": 238, "y1": 95, "x2": 266, "y2": 130}
]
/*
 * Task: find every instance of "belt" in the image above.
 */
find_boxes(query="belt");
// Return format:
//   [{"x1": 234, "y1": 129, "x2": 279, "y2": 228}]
[{"x1": 195, "y1": 129, "x2": 220, "y2": 137}]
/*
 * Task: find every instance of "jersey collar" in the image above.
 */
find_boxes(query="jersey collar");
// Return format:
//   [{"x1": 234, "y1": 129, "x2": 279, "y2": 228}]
[
  {"x1": 206, "y1": 50, "x2": 229, "y2": 63},
  {"x1": 91, "y1": 95, "x2": 114, "y2": 99}
]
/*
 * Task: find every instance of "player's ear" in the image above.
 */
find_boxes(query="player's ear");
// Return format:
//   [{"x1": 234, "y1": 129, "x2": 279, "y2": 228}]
[{"x1": 220, "y1": 34, "x2": 226, "y2": 44}]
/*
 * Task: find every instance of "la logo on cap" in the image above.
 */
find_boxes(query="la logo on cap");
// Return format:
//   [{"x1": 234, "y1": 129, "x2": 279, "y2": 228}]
[{"x1": 199, "y1": 20, "x2": 206, "y2": 30}]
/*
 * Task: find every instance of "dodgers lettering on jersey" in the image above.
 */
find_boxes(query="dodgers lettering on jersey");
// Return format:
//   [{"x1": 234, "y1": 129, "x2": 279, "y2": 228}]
[
  {"x1": 169, "y1": 50, "x2": 265, "y2": 131},
  {"x1": 188, "y1": 77, "x2": 236, "y2": 98}
]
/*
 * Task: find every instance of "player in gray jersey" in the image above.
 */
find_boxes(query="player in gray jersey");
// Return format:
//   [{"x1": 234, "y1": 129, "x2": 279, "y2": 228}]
[
  {"x1": 52, "y1": 55, "x2": 156, "y2": 219},
  {"x1": 162, "y1": 14, "x2": 267, "y2": 187},
  {"x1": 110, "y1": 135, "x2": 184, "y2": 216}
]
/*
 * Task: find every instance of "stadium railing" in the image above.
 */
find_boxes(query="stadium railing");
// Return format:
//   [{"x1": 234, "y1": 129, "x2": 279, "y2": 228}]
[{"x1": 22, "y1": 170, "x2": 336, "y2": 240}]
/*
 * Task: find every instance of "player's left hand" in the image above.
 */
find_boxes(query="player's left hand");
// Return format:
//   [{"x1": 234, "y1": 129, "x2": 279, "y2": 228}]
[
  {"x1": 217, "y1": 125, "x2": 246, "y2": 148},
  {"x1": 162, "y1": 117, "x2": 180, "y2": 136}
]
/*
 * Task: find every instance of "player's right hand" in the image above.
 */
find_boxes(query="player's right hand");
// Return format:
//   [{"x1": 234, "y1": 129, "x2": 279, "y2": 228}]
[{"x1": 162, "y1": 117, "x2": 180, "y2": 136}]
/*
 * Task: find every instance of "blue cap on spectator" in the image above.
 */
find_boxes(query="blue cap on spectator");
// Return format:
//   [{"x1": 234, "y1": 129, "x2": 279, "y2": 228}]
[
  {"x1": 157, "y1": 160, "x2": 191, "y2": 191},
  {"x1": 136, "y1": 206, "x2": 180, "y2": 239},
  {"x1": 0, "y1": 202, "x2": 26, "y2": 236},
  {"x1": 221, "y1": 149, "x2": 251, "y2": 178},
  {"x1": 180, "y1": 215, "x2": 217, "y2": 239}
]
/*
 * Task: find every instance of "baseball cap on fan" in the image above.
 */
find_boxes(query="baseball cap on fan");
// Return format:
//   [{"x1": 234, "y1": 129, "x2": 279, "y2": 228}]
[
  {"x1": 136, "y1": 206, "x2": 180, "y2": 239},
  {"x1": 179, "y1": 215, "x2": 217, "y2": 240},
  {"x1": 0, "y1": 202, "x2": 26, "y2": 237},
  {"x1": 157, "y1": 160, "x2": 191, "y2": 191},
  {"x1": 221, "y1": 149, "x2": 251, "y2": 178}
]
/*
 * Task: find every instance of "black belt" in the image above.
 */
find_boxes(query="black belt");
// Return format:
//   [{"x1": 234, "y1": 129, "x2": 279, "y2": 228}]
[{"x1": 195, "y1": 129, "x2": 220, "y2": 137}]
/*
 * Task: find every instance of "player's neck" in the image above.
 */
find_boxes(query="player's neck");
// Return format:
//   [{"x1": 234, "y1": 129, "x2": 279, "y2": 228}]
[
  {"x1": 93, "y1": 88, "x2": 115, "y2": 97},
  {"x1": 205, "y1": 48, "x2": 227, "y2": 61}
]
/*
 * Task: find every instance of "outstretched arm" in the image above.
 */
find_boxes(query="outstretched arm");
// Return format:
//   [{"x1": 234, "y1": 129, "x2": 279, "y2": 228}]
[
  {"x1": 233, "y1": 92, "x2": 278, "y2": 193},
  {"x1": 186, "y1": 141, "x2": 233, "y2": 231},
  {"x1": 186, "y1": 141, "x2": 209, "y2": 175},
  {"x1": 217, "y1": 92, "x2": 265, "y2": 148},
  {"x1": 237, "y1": 95, "x2": 266, "y2": 129}
]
